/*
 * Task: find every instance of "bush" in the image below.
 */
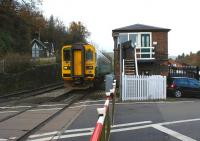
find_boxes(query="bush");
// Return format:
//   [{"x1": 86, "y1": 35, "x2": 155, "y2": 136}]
[
  {"x1": 4, "y1": 53, "x2": 33, "y2": 73},
  {"x1": 0, "y1": 63, "x2": 62, "y2": 95}
]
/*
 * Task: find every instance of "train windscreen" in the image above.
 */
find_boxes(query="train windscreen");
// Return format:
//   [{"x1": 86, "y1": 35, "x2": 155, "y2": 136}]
[
  {"x1": 86, "y1": 50, "x2": 93, "y2": 61},
  {"x1": 63, "y1": 49, "x2": 70, "y2": 61}
]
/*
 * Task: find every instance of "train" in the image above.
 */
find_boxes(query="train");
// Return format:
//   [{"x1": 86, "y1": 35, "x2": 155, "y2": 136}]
[{"x1": 61, "y1": 43, "x2": 112, "y2": 87}]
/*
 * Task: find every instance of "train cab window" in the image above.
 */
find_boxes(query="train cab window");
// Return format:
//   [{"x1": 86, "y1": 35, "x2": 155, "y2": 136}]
[
  {"x1": 63, "y1": 49, "x2": 70, "y2": 61},
  {"x1": 86, "y1": 50, "x2": 93, "y2": 61}
]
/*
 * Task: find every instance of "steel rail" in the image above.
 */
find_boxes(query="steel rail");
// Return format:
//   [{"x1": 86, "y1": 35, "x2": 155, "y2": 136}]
[{"x1": 16, "y1": 89, "x2": 90, "y2": 141}]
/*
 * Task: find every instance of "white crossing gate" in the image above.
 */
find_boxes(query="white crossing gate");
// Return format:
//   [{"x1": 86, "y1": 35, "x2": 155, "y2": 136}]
[{"x1": 122, "y1": 75, "x2": 166, "y2": 101}]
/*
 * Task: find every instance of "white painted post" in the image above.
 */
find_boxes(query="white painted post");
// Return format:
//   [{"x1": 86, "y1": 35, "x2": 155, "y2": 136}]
[
  {"x1": 122, "y1": 59, "x2": 125, "y2": 75},
  {"x1": 134, "y1": 48, "x2": 138, "y2": 76}
]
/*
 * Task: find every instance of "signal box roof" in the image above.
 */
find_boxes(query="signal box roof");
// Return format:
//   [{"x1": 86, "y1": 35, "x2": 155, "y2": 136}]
[{"x1": 112, "y1": 24, "x2": 170, "y2": 32}]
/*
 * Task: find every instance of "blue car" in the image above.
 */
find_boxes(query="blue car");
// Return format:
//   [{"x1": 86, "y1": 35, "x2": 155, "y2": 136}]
[{"x1": 167, "y1": 77, "x2": 200, "y2": 98}]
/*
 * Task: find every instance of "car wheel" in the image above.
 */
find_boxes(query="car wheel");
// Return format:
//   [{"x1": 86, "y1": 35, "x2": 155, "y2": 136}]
[{"x1": 174, "y1": 90, "x2": 182, "y2": 98}]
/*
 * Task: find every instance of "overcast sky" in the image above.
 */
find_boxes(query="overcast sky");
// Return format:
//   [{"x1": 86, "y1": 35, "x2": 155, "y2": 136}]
[{"x1": 42, "y1": 0, "x2": 200, "y2": 56}]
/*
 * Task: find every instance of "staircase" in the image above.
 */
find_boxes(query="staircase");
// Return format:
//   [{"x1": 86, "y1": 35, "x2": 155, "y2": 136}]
[{"x1": 124, "y1": 59, "x2": 136, "y2": 75}]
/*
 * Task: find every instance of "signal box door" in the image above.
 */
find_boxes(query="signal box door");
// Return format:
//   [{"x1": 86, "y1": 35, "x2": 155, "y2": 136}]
[{"x1": 73, "y1": 50, "x2": 82, "y2": 76}]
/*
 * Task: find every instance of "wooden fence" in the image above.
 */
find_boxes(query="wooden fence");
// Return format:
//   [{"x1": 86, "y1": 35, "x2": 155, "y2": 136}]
[{"x1": 122, "y1": 75, "x2": 166, "y2": 101}]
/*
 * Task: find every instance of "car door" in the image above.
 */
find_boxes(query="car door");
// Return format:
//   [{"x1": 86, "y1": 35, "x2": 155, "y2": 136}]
[
  {"x1": 175, "y1": 78, "x2": 190, "y2": 95},
  {"x1": 188, "y1": 78, "x2": 200, "y2": 96}
]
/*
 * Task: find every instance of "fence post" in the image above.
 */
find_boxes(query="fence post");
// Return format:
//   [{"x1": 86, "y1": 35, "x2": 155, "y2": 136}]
[{"x1": 110, "y1": 81, "x2": 116, "y2": 125}]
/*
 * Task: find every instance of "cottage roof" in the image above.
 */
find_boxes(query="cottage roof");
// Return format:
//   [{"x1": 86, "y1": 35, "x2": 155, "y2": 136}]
[
  {"x1": 112, "y1": 24, "x2": 170, "y2": 32},
  {"x1": 31, "y1": 39, "x2": 47, "y2": 49}
]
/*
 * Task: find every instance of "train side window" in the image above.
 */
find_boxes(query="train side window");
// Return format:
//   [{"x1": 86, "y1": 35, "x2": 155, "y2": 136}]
[
  {"x1": 86, "y1": 50, "x2": 93, "y2": 61},
  {"x1": 63, "y1": 50, "x2": 70, "y2": 61}
]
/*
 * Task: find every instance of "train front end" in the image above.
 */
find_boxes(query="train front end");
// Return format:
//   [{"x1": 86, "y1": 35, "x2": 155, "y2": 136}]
[{"x1": 62, "y1": 44, "x2": 95, "y2": 86}]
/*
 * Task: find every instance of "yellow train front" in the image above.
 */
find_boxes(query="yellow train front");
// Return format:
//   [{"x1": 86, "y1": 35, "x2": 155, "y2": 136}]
[{"x1": 62, "y1": 43, "x2": 95, "y2": 86}]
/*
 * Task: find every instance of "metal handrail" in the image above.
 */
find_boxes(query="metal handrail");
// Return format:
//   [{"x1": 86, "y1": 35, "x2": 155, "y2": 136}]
[
  {"x1": 134, "y1": 48, "x2": 139, "y2": 75},
  {"x1": 122, "y1": 59, "x2": 125, "y2": 75},
  {"x1": 135, "y1": 46, "x2": 155, "y2": 60}
]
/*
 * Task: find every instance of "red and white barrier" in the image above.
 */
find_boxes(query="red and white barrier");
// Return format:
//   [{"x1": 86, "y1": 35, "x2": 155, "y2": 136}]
[
  {"x1": 90, "y1": 80, "x2": 116, "y2": 141},
  {"x1": 90, "y1": 98, "x2": 109, "y2": 141}
]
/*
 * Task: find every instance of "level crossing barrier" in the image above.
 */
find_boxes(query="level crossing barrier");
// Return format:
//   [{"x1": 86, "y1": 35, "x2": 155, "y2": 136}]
[{"x1": 90, "y1": 80, "x2": 116, "y2": 141}]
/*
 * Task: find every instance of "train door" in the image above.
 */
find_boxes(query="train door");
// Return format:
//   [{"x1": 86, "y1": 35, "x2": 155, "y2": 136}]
[{"x1": 73, "y1": 50, "x2": 82, "y2": 76}]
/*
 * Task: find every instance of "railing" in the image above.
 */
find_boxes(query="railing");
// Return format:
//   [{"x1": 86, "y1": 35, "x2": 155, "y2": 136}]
[
  {"x1": 135, "y1": 47, "x2": 155, "y2": 60},
  {"x1": 134, "y1": 47, "x2": 138, "y2": 75},
  {"x1": 90, "y1": 80, "x2": 116, "y2": 141},
  {"x1": 122, "y1": 75, "x2": 166, "y2": 101},
  {"x1": 122, "y1": 59, "x2": 124, "y2": 75}
]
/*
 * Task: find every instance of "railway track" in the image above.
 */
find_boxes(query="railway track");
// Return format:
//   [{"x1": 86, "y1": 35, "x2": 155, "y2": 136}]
[
  {"x1": 17, "y1": 89, "x2": 89, "y2": 141},
  {"x1": 0, "y1": 87, "x2": 92, "y2": 141},
  {"x1": 0, "y1": 82, "x2": 64, "y2": 105},
  {"x1": 0, "y1": 86, "x2": 74, "y2": 123},
  {"x1": 0, "y1": 82, "x2": 64, "y2": 102}
]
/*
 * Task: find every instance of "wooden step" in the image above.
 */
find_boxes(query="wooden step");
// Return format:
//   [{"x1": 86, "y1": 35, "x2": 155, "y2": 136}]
[
  {"x1": 125, "y1": 73, "x2": 135, "y2": 75},
  {"x1": 125, "y1": 59, "x2": 135, "y2": 61},
  {"x1": 125, "y1": 65, "x2": 135, "y2": 67}
]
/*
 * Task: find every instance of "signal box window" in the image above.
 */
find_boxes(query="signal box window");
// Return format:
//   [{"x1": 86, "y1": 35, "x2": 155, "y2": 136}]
[
  {"x1": 86, "y1": 50, "x2": 93, "y2": 61},
  {"x1": 63, "y1": 50, "x2": 70, "y2": 61}
]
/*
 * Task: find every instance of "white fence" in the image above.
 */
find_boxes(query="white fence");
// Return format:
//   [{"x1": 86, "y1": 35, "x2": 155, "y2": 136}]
[{"x1": 122, "y1": 75, "x2": 166, "y2": 101}]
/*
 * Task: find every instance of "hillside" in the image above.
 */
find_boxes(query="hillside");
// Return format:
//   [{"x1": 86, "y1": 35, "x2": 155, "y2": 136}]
[{"x1": 176, "y1": 51, "x2": 200, "y2": 66}]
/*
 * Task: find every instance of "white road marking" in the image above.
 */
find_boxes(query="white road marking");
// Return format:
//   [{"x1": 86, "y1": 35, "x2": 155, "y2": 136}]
[
  {"x1": 29, "y1": 131, "x2": 59, "y2": 138},
  {"x1": 8, "y1": 137, "x2": 16, "y2": 140},
  {"x1": 28, "y1": 132, "x2": 93, "y2": 141},
  {"x1": 29, "y1": 121, "x2": 152, "y2": 139},
  {"x1": 39, "y1": 104, "x2": 66, "y2": 107},
  {"x1": 112, "y1": 121, "x2": 152, "y2": 128},
  {"x1": 0, "y1": 106, "x2": 32, "y2": 109},
  {"x1": 0, "y1": 104, "x2": 66, "y2": 110},
  {"x1": 152, "y1": 124, "x2": 196, "y2": 141},
  {"x1": 160, "y1": 118, "x2": 200, "y2": 126},
  {"x1": 29, "y1": 108, "x2": 62, "y2": 112},
  {"x1": 53, "y1": 106, "x2": 86, "y2": 140},
  {"x1": 0, "y1": 107, "x2": 63, "y2": 114},
  {"x1": 28, "y1": 118, "x2": 200, "y2": 141},
  {"x1": 74, "y1": 100, "x2": 105, "y2": 105},
  {"x1": 69, "y1": 103, "x2": 104, "y2": 109},
  {"x1": 116, "y1": 101, "x2": 195, "y2": 105},
  {"x1": 0, "y1": 111, "x2": 18, "y2": 114},
  {"x1": 0, "y1": 139, "x2": 8, "y2": 141}
]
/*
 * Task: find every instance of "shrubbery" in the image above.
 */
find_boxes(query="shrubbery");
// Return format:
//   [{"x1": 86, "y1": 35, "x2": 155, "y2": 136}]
[{"x1": 4, "y1": 53, "x2": 33, "y2": 73}]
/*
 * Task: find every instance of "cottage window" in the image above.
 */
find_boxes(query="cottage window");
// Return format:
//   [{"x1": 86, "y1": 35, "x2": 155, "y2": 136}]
[{"x1": 32, "y1": 44, "x2": 40, "y2": 58}]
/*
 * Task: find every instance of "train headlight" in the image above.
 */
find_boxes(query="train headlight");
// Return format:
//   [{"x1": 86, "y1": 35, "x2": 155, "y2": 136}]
[
  {"x1": 64, "y1": 66, "x2": 70, "y2": 70},
  {"x1": 86, "y1": 66, "x2": 93, "y2": 70}
]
